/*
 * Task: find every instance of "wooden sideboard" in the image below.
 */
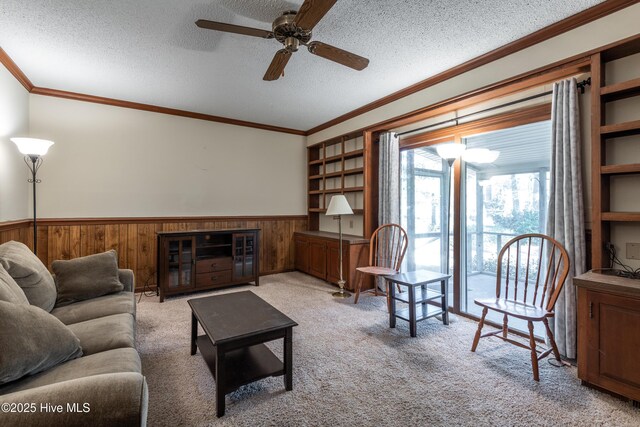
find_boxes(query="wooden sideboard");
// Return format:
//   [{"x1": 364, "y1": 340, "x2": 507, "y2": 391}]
[
  {"x1": 294, "y1": 231, "x2": 371, "y2": 291},
  {"x1": 157, "y1": 229, "x2": 259, "y2": 302},
  {"x1": 575, "y1": 271, "x2": 640, "y2": 402}
]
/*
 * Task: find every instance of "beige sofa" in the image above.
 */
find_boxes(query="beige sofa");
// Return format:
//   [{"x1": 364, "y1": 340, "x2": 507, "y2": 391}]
[{"x1": 0, "y1": 242, "x2": 147, "y2": 427}]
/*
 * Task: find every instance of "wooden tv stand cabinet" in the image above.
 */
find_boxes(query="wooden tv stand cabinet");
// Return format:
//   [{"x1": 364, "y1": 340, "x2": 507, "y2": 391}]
[{"x1": 157, "y1": 229, "x2": 259, "y2": 302}]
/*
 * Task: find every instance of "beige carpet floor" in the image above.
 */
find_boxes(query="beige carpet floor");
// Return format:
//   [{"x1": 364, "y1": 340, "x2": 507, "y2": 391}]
[{"x1": 136, "y1": 272, "x2": 640, "y2": 426}]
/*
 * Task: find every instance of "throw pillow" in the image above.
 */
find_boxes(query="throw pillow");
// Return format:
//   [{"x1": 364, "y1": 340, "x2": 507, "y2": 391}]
[
  {"x1": 0, "y1": 300, "x2": 83, "y2": 385},
  {"x1": 0, "y1": 264, "x2": 29, "y2": 305},
  {"x1": 0, "y1": 241, "x2": 57, "y2": 312},
  {"x1": 52, "y1": 250, "x2": 123, "y2": 307}
]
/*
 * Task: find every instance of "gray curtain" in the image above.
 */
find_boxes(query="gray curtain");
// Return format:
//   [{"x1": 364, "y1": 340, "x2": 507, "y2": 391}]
[
  {"x1": 378, "y1": 132, "x2": 400, "y2": 286},
  {"x1": 546, "y1": 77, "x2": 586, "y2": 359},
  {"x1": 379, "y1": 132, "x2": 400, "y2": 226}
]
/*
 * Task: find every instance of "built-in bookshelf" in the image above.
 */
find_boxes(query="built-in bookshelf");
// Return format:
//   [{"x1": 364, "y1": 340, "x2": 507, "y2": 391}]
[
  {"x1": 591, "y1": 34, "x2": 640, "y2": 269},
  {"x1": 307, "y1": 132, "x2": 367, "y2": 233}
]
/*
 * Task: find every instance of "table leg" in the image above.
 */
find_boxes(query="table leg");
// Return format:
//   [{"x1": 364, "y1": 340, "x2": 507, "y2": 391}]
[
  {"x1": 190, "y1": 313, "x2": 197, "y2": 355},
  {"x1": 441, "y1": 279, "x2": 449, "y2": 325},
  {"x1": 284, "y1": 328, "x2": 293, "y2": 391},
  {"x1": 215, "y1": 345, "x2": 226, "y2": 417},
  {"x1": 389, "y1": 280, "x2": 396, "y2": 329},
  {"x1": 409, "y1": 284, "x2": 416, "y2": 337}
]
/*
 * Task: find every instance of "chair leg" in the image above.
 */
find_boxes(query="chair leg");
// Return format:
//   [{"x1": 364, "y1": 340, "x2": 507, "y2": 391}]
[
  {"x1": 471, "y1": 307, "x2": 488, "y2": 352},
  {"x1": 543, "y1": 318, "x2": 562, "y2": 362},
  {"x1": 353, "y1": 271, "x2": 363, "y2": 304},
  {"x1": 502, "y1": 314, "x2": 509, "y2": 339},
  {"x1": 528, "y1": 321, "x2": 540, "y2": 381}
]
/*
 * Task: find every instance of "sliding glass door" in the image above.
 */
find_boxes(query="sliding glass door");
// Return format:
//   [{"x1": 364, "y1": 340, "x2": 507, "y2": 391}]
[
  {"x1": 461, "y1": 120, "x2": 551, "y2": 333},
  {"x1": 400, "y1": 145, "x2": 453, "y2": 303},
  {"x1": 399, "y1": 118, "x2": 552, "y2": 334}
]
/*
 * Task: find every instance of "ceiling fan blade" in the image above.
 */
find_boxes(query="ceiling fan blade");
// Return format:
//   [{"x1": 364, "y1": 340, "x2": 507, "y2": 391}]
[
  {"x1": 294, "y1": 0, "x2": 337, "y2": 30},
  {"x1": 195, "y1": 20, "x2": 273, "y2": 39},
  {"x1": 264, "y1": 49, "x2": 292, "y2": 81},
  {"x1": 307, "y1": 41, "x2": 369, "y2": 71}
]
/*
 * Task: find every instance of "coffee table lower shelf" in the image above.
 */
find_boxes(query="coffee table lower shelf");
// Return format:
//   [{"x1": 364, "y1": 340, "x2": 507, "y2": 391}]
[{"x1": 196, "y1": 335, "x2": 284, "y2": 392}]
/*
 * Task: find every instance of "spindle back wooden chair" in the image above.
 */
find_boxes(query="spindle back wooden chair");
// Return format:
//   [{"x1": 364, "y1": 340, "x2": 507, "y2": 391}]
[
  {"x1": 353, "y1": 224, "x2": 408, "y2": 311},
  {"x1": 470, "y1": 233, "x2": 570, "y2": 381}
]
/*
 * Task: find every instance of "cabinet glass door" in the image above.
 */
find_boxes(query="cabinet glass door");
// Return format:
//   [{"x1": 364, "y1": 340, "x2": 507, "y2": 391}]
[
  {"x1": 167, "y1": 237, "x2": 194, "y2": 289},
  {"x1": 233, "y1": 234, "x2": 255, "y2": 281}
]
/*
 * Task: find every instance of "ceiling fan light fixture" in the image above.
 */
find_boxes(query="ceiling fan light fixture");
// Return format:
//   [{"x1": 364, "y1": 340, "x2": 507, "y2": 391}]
[
  {"x1": 196, "y1": 0, "x2": 368, "y2": 80},
  {"x1": 285, "y1": 37, "x2": 299, "y2": 52}
]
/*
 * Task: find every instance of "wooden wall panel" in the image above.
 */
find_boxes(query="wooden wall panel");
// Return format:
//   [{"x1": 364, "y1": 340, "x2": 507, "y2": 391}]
[{"x1": 0, "y1": 216, "x2": 307, "y2": 291}]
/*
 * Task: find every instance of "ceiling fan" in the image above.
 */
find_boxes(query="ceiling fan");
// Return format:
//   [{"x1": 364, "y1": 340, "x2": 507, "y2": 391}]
[{"x1": 196, "y1": 0, "x2": 369, "y2": 81}]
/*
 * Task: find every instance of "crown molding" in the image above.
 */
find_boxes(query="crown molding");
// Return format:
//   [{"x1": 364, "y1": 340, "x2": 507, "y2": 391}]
[
  {"x1": 29, "y1": 87, "x2": 306, "y2": 135},
  {"x1": 305, "y1": 0, "x2": 639, "y2": 135},
  {"x1": 0, "y1": 47, "x2": 33, "y2": 91},
  {"x1": 1, "y1": 0, "x2": 636, "y2": 137},
  {"x1": 0, "y1": 48, "x2": 305, "y2": 136}
]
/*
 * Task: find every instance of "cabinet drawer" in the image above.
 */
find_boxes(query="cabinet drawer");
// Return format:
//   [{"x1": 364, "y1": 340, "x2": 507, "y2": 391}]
[
  {"x1": 196, "y1": 257, "x2": 233, "y2": 273},
  {"x1": 195, "y1": 270, "x2": 232, "y2": 287}
]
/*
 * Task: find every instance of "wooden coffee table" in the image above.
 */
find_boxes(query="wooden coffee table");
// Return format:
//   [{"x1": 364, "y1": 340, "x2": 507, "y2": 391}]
[{"x1": 188, "y1": 291, "x2": 298, "y2": 417}]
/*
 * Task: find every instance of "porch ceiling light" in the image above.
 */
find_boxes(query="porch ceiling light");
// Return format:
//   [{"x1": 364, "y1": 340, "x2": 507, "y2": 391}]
[{"x1": 463, "y1": 148, "x2": 500, "y2": 164}]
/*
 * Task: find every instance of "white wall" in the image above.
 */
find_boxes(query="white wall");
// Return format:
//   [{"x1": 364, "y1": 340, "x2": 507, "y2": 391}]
[
  {"x1": 0, "y1": 66, "x2": 29, "y2": 221},
  {"x1": 28, "y1": 95, "x2": 306, "y2": 218}
]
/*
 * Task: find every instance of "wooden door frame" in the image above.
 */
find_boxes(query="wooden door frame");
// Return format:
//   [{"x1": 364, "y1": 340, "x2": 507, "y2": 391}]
[{"x1": 396, "y1": 103, "x2": 552, "y2": 315}]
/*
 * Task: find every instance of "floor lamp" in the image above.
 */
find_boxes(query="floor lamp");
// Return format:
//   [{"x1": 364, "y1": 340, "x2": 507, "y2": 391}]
[
  {"x1": 11, "y1": 137, "x2": 55, "y2": 255},
  {"x1": 326, "y1": 195, "x2": 353, "y2": 298}
]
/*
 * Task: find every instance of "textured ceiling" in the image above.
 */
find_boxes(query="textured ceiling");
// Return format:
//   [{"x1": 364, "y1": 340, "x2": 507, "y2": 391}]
[{"x1": 0, "y1": 0, "x2": 604, "y2": 131}]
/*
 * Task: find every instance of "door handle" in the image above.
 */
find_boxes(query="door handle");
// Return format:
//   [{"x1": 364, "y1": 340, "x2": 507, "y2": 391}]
[{"x1": 589, "y1": 302, "x2": 593, "y2": 319}]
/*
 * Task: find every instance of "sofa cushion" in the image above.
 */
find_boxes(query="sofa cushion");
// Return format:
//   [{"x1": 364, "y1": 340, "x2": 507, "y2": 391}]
[
  {"x1": 0, "y1": 347, "x2": 141, "y2": 395},
  {"x1": 0, "y1": 264, "x2": 29, "y2": 305},
  {"x1": 51, "y1": 291, "x2": 135, "y2": 325},
  {"x1": 67, "y1": 313, "x2": 135, "y2": 356},
  {"x1": 0, "y1": 373, "x2": 148, "y2": 427},
  {"x1": 53, "y1": 250, "x2": 124, "y2": 307},
  {"x1": 0, "y1": 241, "x2": 57, "y2": 312},
  {"x1": 0, "y1": 301, "x2": 83, "y2": 385}
]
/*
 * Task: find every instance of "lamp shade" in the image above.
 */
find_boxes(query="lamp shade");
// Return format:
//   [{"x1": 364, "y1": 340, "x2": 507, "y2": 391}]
[
  {"x1": 462, "y1": 148, "x2": 500, "y2": 164},
  {"x1": 11, "y1": 138, "x2": 54, "y2": 156},
  {"x1": 435, "y1": 142, "x2": 466, "y2": 160},
  {"x1": 326, "y1": 195, "x2": 353, "y2": 216}
]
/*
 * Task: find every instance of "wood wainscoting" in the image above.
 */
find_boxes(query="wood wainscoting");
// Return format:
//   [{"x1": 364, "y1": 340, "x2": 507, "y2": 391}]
[{"x1": 0, "y1": 216, "x2": 307, "y2": 292}]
